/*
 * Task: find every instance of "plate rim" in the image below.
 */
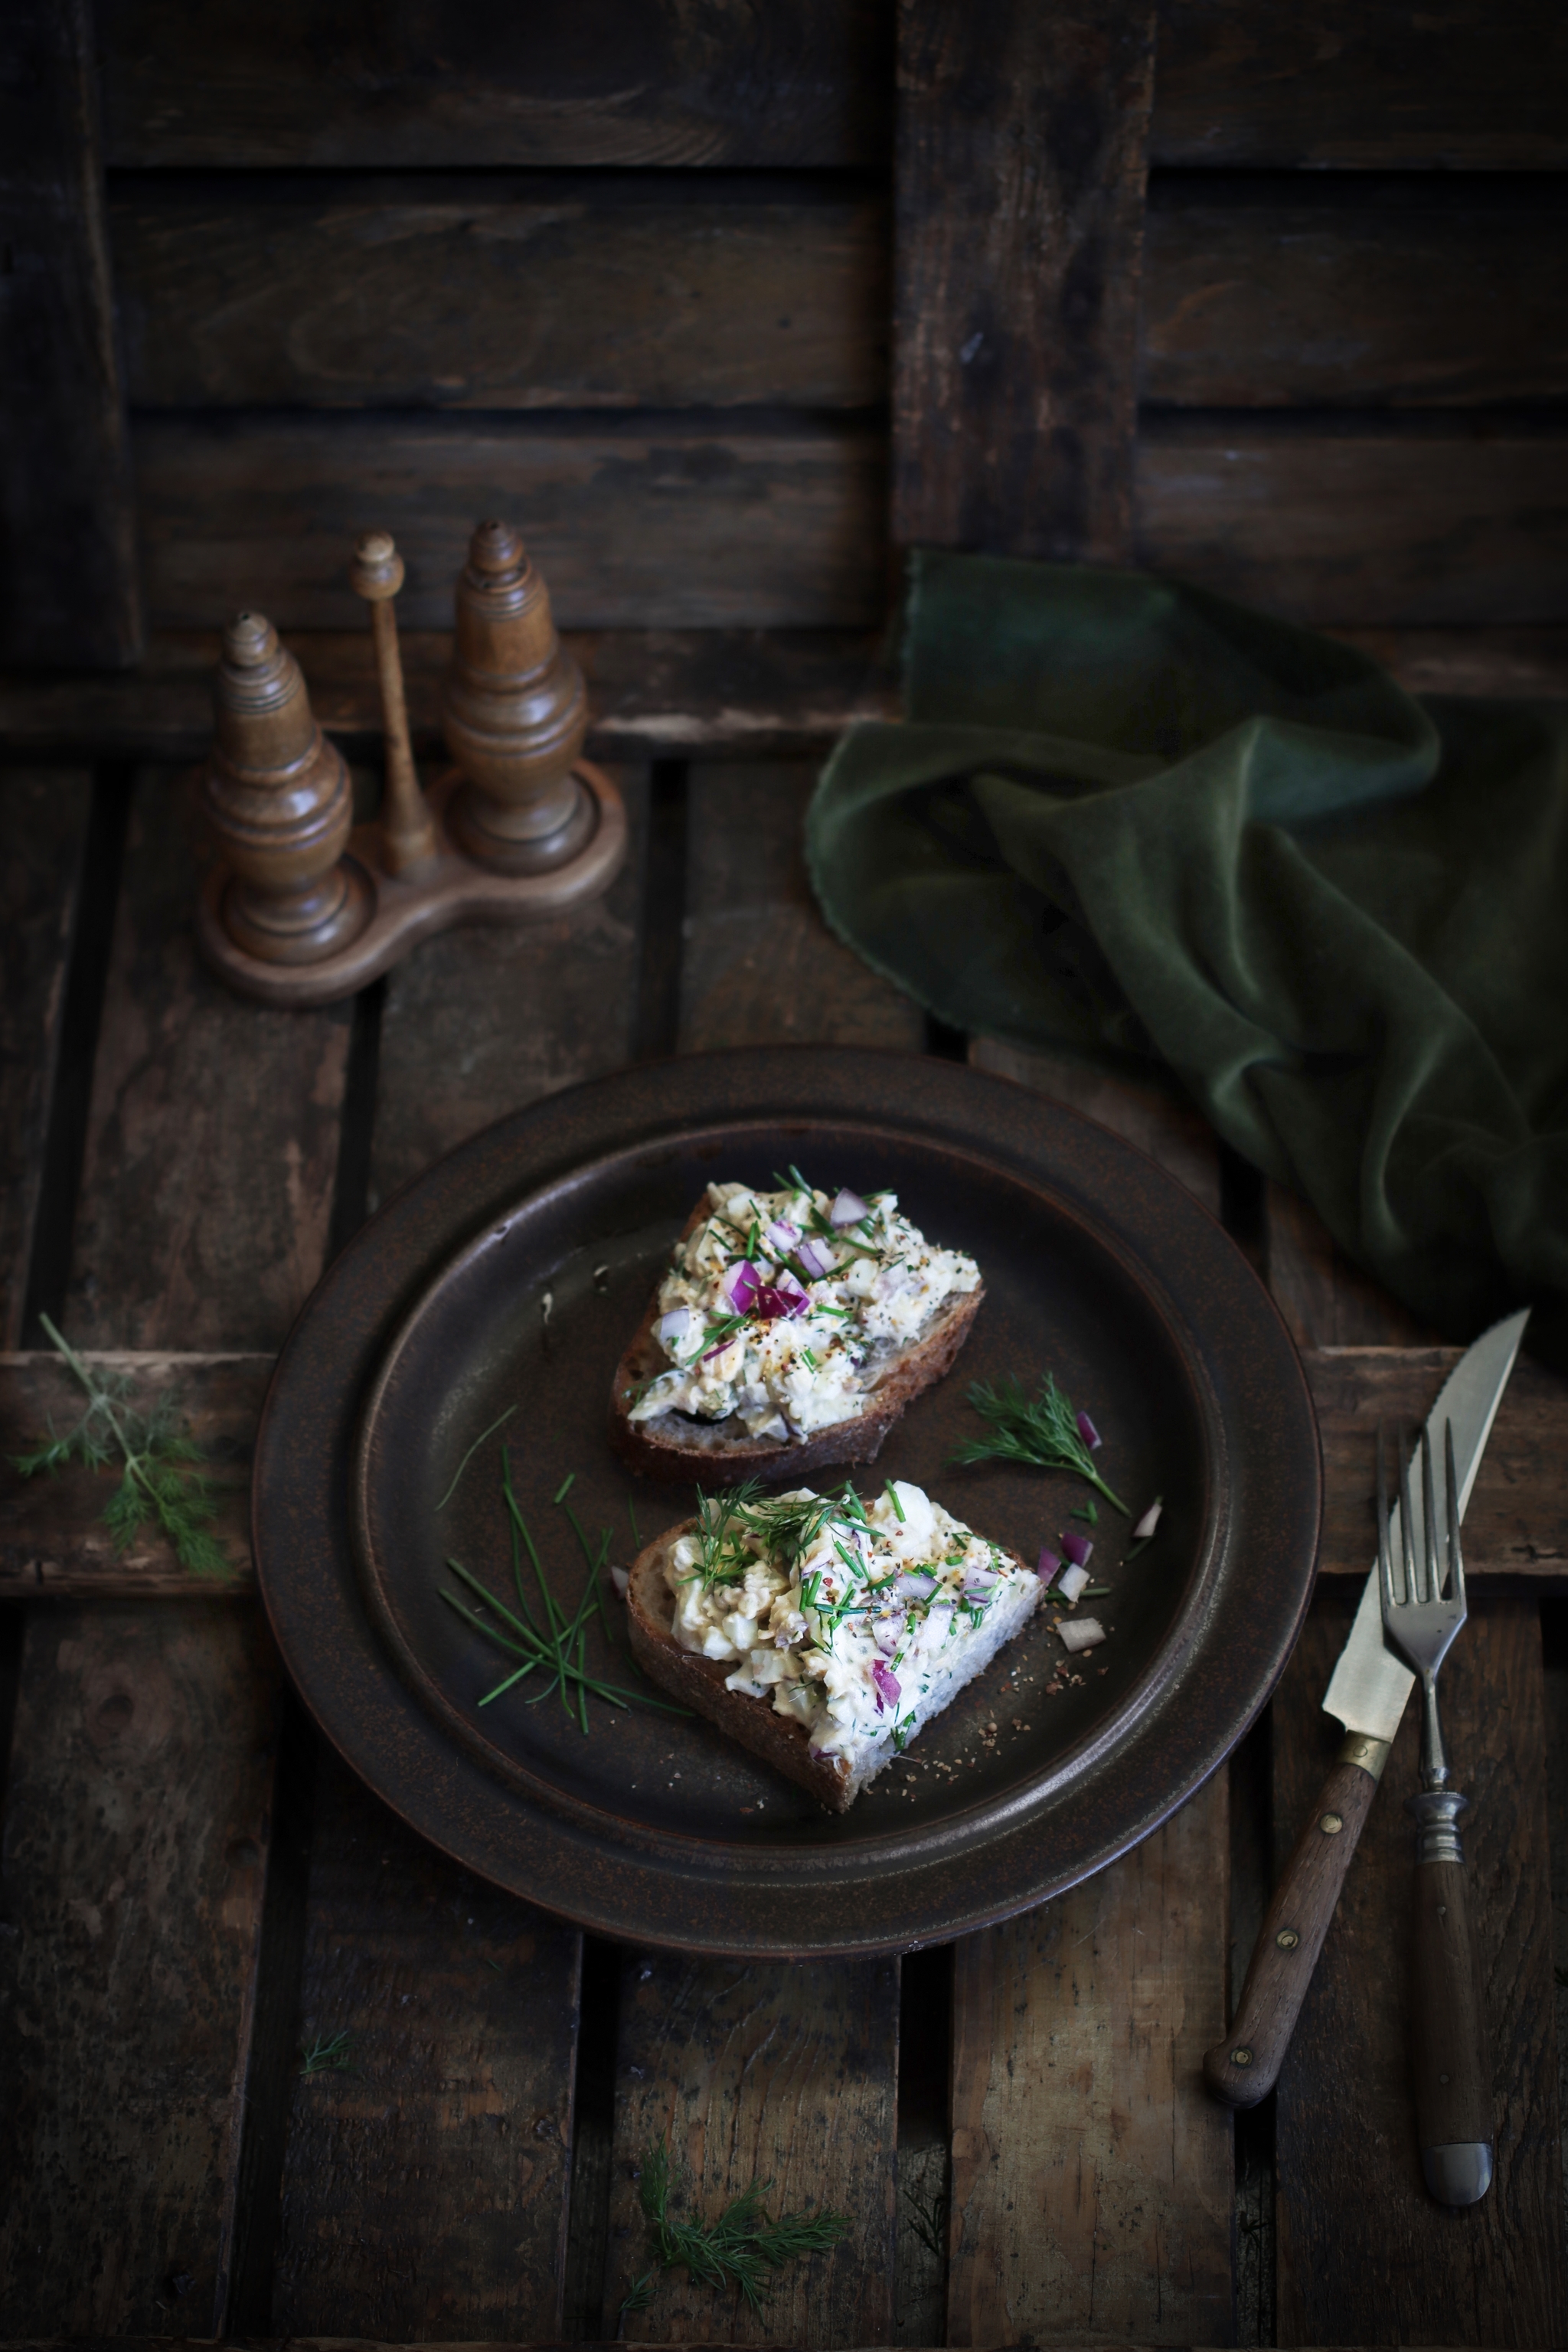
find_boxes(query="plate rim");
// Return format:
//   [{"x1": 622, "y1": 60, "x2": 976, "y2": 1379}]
[{"x1": 253, "y1": 1043, "x2": 1321, "y2": 1956}]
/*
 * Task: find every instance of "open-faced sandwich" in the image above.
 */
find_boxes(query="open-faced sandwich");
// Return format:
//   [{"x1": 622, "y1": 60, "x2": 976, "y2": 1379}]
[
  {"x1": 625, "y1": 1477, "x2": 1040, "y2": 1811},
  {"x1": 609, "y1": 1174, "x2": 982, "y2": 1481}
]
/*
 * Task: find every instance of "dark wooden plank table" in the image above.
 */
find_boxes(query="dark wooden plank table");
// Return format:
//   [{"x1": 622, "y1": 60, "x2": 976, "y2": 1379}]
[{"x1": 2, "y1": 738, "x2": 1565, "y2": 2351}]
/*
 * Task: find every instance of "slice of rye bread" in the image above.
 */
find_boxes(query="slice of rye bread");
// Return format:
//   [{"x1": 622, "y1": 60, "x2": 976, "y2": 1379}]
[
  {"x1": 608, "y1": 1200, "x2": 985, "y2": 1485},
  {"x1": 625, "y1": 1520, "x2": 1038, "y2": 1813}
]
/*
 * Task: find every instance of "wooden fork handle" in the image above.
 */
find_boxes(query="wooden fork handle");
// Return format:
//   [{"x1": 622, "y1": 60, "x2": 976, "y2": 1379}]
[
  {"x1": 1204, "y1": 1743, "x2": 1384, "y2": 2106},
  {"x1": 1409, "y1": 1788, "x2": 1494, "y2": 2203}
]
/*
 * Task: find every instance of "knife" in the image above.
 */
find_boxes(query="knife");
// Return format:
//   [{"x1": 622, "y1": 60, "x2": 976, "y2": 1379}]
[{"x1": 1203, "y1": 1307, "x2": 1529, "y2": 2112}]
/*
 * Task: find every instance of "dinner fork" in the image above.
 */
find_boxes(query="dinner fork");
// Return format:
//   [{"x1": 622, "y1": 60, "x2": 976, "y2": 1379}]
[{"x1": 1377, "y1": 1419, "x2": 1494, "y2": 2206}]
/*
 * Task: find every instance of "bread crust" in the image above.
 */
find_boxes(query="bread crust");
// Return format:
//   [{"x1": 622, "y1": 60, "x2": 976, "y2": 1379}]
[
  {"x1": 626, "y1": 1521, "x2": 855, "y2": 1811},
  {"x1": 608, "y1": 1198, "x2": 984, "y2": 1485}
]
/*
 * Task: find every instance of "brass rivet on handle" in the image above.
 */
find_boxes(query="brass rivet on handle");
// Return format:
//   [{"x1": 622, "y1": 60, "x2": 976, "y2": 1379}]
[
  {"x1": 1276, "y1": 1928, "x2": 1300, "y2": 1949},
  {"x1": 1231, "y1": 2047, "x2": 1254, "y2": 2067},
  {"x1": 1320, "y1": 1812, "x2": 1344, "y2": 1835}
]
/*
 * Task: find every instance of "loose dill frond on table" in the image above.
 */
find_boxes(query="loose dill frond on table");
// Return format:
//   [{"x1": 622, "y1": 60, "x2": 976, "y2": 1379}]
[
  {"x1": 11, "y1": 1313, "x2": 229, "y2": 1576},
  {"x1": 439, "y1": 1445, "x2": 688, "y2": 1732},
  {"x1": 299, "y1": 2029, "x2": 354, "y2": 2077},
  {"x1": 949, "y1": 1373, "x2": 1127, "y2": 1514},
  {"x1": 620, "y1": 2135, "x2": 851, "y2": 2318}
]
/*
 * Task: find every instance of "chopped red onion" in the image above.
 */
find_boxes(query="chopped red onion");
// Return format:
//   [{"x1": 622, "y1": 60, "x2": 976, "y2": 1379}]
[
  {"x1": 871, "y1": 1659, "x2": 901, "y2": 1711},
  {"x1": 753, "y1": 1283, "x2": 809, "y2": 1321},
  {"x1": 1076, "y1": 1410, "x2": 1102, "y2": 1451},
  {"x1": 1037, "y1": 1544, "x2": 1062, "y2": 1582},
  {"x1": 893, "y1": 1570, "x2": 937, "y2": 1602},
  {"x1": 765, "y1": 1217, "x2": 801, "y2": 1253},
  {"x1": 609, "y1": 1563, "x2": 630, "y2": 1599},
  {"x1": 795, "y1": 1236, "x2": 838, "y2": 1279},
  {"x1": 1060, "y1": 1529, "x2": 1094, "y2": 1569},
  {"x1": 1132, "y1": 1498, "x2": 1163, "y2": 1540},
  {"x1": 1057, "y1": 1562, "x2": 1091, "y2": 1605},
  {"x1": 830, "y1": 1187, "x2": 870, "y2": 1227},
  {"x1": 1057, "y1": 1616, "x2": 1106, "y2": 1654},
  {"x1": 871, "y1": 1612, "x2": 904, "y2": 1656},
  {"x1": 720, "y1": 1259, "x2": 761, "y2": 1312},
  {"x1": 655, "y1": 1305, "x2": 695, "y2": 1350},
  {"x1": 961, "y1": 1564, "x2": 1000, "y2": 1593}
]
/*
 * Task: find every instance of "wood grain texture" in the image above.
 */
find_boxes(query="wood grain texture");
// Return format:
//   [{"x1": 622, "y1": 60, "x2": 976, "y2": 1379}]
[
  {"x1": 1152, "y1": 0, "x2": 1568, "y2": 168},
  {"x1": 1137, "y1": 419, "x2": 1568, "y2": 628},
  {"x1": 0, "y1": 772, "x2": 89, "y2": 1341},
  {"x1": 1264, "y1": 1180, "x2": 1440, "y2": 1351},
  {"x1": 603, "y1": 1950, "x2": 899, "y2": 2343},
  {"x1": 892, "y1": 0, "x2": 1155, "y2": 560},
  {"x1": 1142, "y1": 172, "x2": 1568, "y2": 410},
  {"x1": 270, "y1": 1749, "x2": 580, "y2": 2339},
  {"x1": 112, "y1": 178, "x2": 887, "y2": 413},
  {"x1": 1307, "y1": 1348, "x2": 1568, "y2": 1587},
  {"x1": 0, "y1": 1602, "x2": 281, "y2": 2334},
  {"x1": 1272, "y1": 1590, "x2": 1566, "y2": 2345},
  {"x1": 967, "y1": 1038, "x2": 1220, "y2": 1217},
  {"x1": 946, "y1": 1772, "x2": 1233, "y2": 2345},
  {"x1": 61, "y1": 769, "x2": 351, "y2": 1351},
  {"x1": 678, "y1": 762, "x2": 923, "y2": 1054},
  {"x1": 96, "y1": 0, "x2": 892, "y2": 168},
  {"x1": 368, "y1": 767, "x2": 644, "y2": 1206},
  {"x1": 0, "y1": 0, "x2": 141, "y2": 665},
  {"x1": 132, "y1": 414, "x2": 887, "y2": 634},
  {"x1": 5, "y1": 622, "x2": 1566, "y2": 769}
]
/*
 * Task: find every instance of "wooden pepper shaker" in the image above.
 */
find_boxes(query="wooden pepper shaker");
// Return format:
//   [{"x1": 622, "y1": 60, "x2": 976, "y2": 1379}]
[
  {"x1": 351, "y1": 531, "x2": 438, "y2": 875},
  {"x1": 200, "y1": 611, "x2": 371, "y2": 965},
  {"x1": 441, "y1": 520, "x2": 594, "y2": 872}
]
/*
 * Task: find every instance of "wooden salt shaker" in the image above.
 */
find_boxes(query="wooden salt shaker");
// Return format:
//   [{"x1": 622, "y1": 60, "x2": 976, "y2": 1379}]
[
  {"x1": 441, "y1": 521, "x2": 594, "y2": 872},
  {"x1": 199, "y1": 612, "x2": 371, "y2": 965},
  {"x1": 350, "y1": 531, "x2": 437, "y2": 874}
]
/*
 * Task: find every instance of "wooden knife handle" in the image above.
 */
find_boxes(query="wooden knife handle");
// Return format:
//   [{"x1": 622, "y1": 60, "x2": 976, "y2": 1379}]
[
  {"x1": 1204, "y1": 1745, "x2": 1383, "y2": 2107},
  {"x1": 1408, "y1": 1791, "x2": 1494, "y2": 2203}
]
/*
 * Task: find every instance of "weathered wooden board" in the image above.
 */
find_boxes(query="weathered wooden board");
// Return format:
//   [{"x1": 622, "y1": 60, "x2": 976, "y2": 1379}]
[
  {"x1": 96, "y1": 0, "x2": 892, "y2": 168},
  {"x1": 1136, "y1": 420, "x2": 1568, "y2": 627},
  {"x1": 968, "y1": 1038, "x2": 1221, "y2": 1218},
  {"x1": 0, "y1": 1352, "x2": 264, "y2": 1597},
  {"x1": 0, "y1": 1, "x2": 141, "y2": 665},
  {"x1": 947, "y1": 1772, "x2": 1233, "y2": 2344},
  {"x1": 111, "y1": 179, "x2": 887, "y2": 414},
  {"x1": 368, "y1": 769, "x2": 645, "y2": 1207},
  {"x1": 678, "y1": 763, "x2": 923, "y2": 1055},
  {"x1": 61, "y1": 769, "x2": 352, "y2": 1351},
  {"x1": 0, "y1": 1601, "x2": 281, "y2": 2334},
  {"x1": 1152, "y1": 0, "x2": 1568, "y2": 169},
  {"x1": 5, "y1": 622, "x2": 1566, "y2": 769},
  {"x1": 132, "y1": 415, "x2": 887, "y2": 634},
  {"x1": 0, "y1": 772, "x2": 89, "y2": 1344},
  {"x1": 1272, "y1": 1592, "x2": 1566, "y2": 2344},
  {"x1": 892, "y1": 1, "x2": 1155, "y2": 561},
  {"x1": 269, "y1": 1749, "x2": 580, "y2": 2340},
  {"x1": 602, "y1": 1951, "x2": 900, "y2": 2344},
  {"x1": 1143, "y1": 173, "x2": 1568, "y2": 411}
]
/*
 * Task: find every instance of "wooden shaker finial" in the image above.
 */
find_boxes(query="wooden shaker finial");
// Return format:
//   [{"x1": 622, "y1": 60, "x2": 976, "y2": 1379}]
[
  {"x1": 351, "y1": 530, "x2": 437, "y2": 875},
  {"x1": 440, "y1": 520, "x2": 594, "y2": 872},
  {"x1": 200, "y1": 611, "x2": 371, "y2": 965}
]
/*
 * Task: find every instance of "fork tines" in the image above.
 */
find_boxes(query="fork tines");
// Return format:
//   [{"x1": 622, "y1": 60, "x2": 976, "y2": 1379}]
[{"x1": 1377, "y1": 1418, "x2": 1466, "y2": 1621}]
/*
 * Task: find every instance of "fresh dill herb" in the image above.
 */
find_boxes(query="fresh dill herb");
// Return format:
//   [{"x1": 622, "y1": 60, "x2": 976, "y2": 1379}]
[
  {"x1": 1069, "y1": 1498, "x2": 1099, "y2": 1524},
  {"x1": 299, "y1": 2029, "x2": 354, "y2": 2077},
  {"x1": 903, "y1": 2178, "x2": 949, "y2": 2259},
  {"x1": 949, "y1": 1373, "x2": 1127, "y2": 1513},
  {"x1": 435, "y1": 1403, "x2": 518, "y2": 1510},
  {"x1": 12, "y1": 1314, "x2": 230, "y2": 1576},
  {"x1": 621, "y1": 2135, "x2": 851, "y2": 2320}
]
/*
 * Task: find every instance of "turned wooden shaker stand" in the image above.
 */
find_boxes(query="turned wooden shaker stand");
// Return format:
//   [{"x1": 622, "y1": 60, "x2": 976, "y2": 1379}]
[{"x1": 2, "y1": 3, "x2": 1567, "y2": 2348}]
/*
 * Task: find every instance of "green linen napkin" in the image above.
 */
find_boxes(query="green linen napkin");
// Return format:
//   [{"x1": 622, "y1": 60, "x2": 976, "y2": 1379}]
[{"x1": 807, "y1": 550, "x2": 1568, "y2": 1365}]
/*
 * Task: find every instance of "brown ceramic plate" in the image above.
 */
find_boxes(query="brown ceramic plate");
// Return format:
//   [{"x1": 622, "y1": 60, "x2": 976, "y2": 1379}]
[{"x1": 254, "y1": 1046, "x2": 1319, "y2": 1956}]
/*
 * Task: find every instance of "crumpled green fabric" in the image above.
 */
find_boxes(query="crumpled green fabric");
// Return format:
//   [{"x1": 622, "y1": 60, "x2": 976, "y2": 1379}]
[{"x1": 806, "y1": 550, "x2": 1568, "y2": 1366}]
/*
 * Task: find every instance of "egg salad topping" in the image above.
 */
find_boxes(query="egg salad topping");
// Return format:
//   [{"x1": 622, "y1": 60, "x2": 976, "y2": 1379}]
[
  {"x1": 666, "y1": 1478, "x2": 1031, "y2": 1760},
  {"x1": 627, "y1": 1174, "x2": 980, "y2": 1439}
]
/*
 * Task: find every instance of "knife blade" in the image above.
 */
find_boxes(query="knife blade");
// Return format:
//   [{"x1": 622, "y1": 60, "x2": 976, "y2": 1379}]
[{"x1": 1203, "y1": 1307, "x2": 1529, "y2": 2108}]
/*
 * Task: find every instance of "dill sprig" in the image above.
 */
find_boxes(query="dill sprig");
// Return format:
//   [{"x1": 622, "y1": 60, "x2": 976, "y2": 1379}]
[
  {"x1": 691, "y1": 1480, "x2": 853, "y2": 1589},
  {"x1": 949, "y1": 1372, "x2": 1127, "y2": 1514},
  {"x1": 299, "y1": 2028, "x2": 354, "y2": 2077},
  {"x1": 440, "y1": 1446, "x2": 688, "y2": 1730},
  {"x1": 11, "y1": 1313, "x2": 230, "y2": 1576},
  {"x1": 621, "y1": 2135, "x2": 851, "y2": 2318}
]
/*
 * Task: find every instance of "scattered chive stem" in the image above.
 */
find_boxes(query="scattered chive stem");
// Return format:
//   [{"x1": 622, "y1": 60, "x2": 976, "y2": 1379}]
[
  {"x1": 434, "y1": 1402, "x2": 518, "y2": 1511},
  {"x1": 949, "y1": 1371, "x2": 1128, "y2": 1514},
  {"x1": 552, "y1": 1470, "x2": 576, "y2": 1503}
]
